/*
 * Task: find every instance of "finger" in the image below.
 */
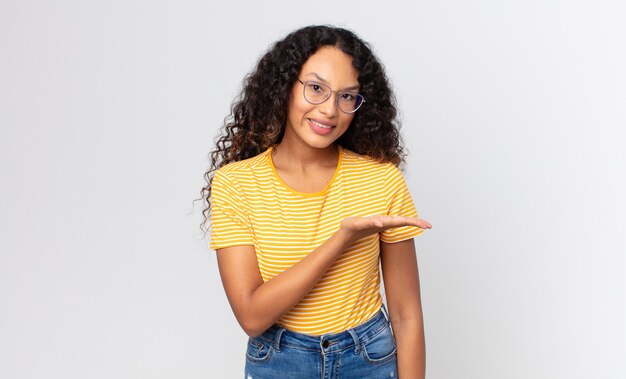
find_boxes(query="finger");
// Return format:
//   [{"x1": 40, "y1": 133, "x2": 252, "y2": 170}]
[
  {"x1": 400, "y1": 216, "x2": 409, "y2": 227},
  {"x1": 372, "y1": 216, "x2": 384, "y2": 228},
  {"x1": 383, "y1": 215, "x2": 416, "y2": 228},
  {"x1": 389, "y1": 216, "x2": 432, "y2": 229},
  {"x1": 414, "y1": 218, "x2": 432, "y2": 229}
]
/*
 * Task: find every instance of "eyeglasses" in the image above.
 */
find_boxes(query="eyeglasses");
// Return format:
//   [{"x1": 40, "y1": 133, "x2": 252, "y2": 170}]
[{"x1": 298, "y1": 79, "x2": 366, "y2": 114}]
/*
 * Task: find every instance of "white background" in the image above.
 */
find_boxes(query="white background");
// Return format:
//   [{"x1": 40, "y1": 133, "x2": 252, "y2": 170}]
[{"x1": 1, "y1": 0, "x2": 625, "y2": 378}]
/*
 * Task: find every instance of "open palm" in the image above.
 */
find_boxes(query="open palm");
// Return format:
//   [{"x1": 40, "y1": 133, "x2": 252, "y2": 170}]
[{"x1": 340, "y1": 215, "x2": 432, "y2": 241}]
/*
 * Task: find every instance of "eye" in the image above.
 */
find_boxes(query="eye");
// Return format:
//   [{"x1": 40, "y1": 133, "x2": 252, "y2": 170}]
[
  {"x1": 307, "y1": 82, "x2": 324, "y2": 93},
  {"x1": 308, "y1": 83, "x2": 324, "y2": 93},
  {"x1": 340, "y1": 93, "x2": 356, "y2": 101}
]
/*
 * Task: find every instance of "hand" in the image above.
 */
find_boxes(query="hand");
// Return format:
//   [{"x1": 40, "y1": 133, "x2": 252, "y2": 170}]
[{"x1": 339, "y1": 215, "x2": 432, "y2": 242}]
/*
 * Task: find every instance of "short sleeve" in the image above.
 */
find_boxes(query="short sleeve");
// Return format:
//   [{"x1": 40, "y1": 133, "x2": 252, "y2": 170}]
[
  {"x1": 380, "y1": 164, "x2": 424, "y2": 243},
  {"x1": 209, "y1": 170, "x2": 255, "y2": 250}
]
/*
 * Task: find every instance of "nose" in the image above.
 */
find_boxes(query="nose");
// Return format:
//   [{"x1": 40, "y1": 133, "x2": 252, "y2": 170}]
[{"x1": 318, "y1": 93, "x2": 339, "y2": 117}]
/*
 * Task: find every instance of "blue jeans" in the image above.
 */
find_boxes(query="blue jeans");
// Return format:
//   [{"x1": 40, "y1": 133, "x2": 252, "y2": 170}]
[{"x1": 244, "y1": 307, "x2": 398, "y2": 379}]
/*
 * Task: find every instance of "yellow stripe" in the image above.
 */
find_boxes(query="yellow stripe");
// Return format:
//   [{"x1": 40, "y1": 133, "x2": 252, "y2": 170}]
[{"x1": 210, "y1": 146, "x2": 421, "y2": 335}]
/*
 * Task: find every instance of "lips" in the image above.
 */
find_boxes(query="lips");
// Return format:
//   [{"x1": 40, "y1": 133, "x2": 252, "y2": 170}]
[{"x1": 308, "y1": 118, "x2": 335, "y2": 136}]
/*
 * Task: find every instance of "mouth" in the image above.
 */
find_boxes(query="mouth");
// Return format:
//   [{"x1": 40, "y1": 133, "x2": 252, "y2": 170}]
[
  {"x1": 308, "y1": 118, "x2": 335, "y2": 129},
  {"x1": 307, "y1": 118, "x2": 336, "y2": 136}
]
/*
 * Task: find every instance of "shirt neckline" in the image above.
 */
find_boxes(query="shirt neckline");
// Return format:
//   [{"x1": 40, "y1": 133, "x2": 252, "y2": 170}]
[{"x1": 267, "y1": 145, "x2": 343, "y2": 197}]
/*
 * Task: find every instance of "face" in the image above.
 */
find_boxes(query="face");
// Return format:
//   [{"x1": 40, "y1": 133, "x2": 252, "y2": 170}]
[{"x1": 283, "y1": 46, "x2": 360, "y2": 150}]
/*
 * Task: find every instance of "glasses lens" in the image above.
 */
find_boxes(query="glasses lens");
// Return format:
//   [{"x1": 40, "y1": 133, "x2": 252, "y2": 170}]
[
  {"x1": 338, "y1": 93, "x2": 364, "y2": 113},
  {"x1": 303, "y1": 81, "x2": 331, "y2": 104},
  {"x1": 302, "y1": 81, "x2": 365, "y2": 113}
]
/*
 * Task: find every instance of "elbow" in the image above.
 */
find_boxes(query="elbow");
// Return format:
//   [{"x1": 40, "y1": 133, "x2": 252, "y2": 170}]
[
  {"x1": 244, "y1": 329, "x2": 264, "y2": 338},
  {"x1": 232, "y1": 296, "x2": 273, "y2": 337},
  {"x1": 239, "y1": 316, "x2": 269, "y2": 338},
  {"x1": 242, "y1": 324, "x2": 263, "y2": 338}
]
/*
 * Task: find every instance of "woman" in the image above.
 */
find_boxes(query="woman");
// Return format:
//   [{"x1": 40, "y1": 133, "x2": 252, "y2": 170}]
[{"x1": 200, "y1": 25, "x2": 432, "y2": 378}]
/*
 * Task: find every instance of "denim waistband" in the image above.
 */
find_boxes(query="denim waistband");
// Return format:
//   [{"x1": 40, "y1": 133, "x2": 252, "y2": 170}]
[{"x1": 255, "y1": 306, "x2": 391, "y2": 354}]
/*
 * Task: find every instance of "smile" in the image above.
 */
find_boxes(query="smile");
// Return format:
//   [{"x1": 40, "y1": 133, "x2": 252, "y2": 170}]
[{"x1": 309, "y1": 119, "x2": 335, "y2": 129}]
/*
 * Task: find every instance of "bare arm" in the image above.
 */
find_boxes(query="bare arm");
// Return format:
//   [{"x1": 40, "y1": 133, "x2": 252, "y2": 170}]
[
  {"x1": 217, "y1": 216, "x2": 431, "y2": 337},
  {"x1": 381, "y1": 238, "x2": 426, "y2": 379}
]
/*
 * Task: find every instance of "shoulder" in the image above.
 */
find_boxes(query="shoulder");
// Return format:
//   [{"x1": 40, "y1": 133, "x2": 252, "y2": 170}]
[
  {"x1": 214, "y1": 149, "x2": 272, "y2": 179},
  {"x1": 339, "y1": 147, "x2": 410, "y2": 196},
  {"x1": 340, "y1": 146, "x2": 400, "y2": 176},
  {"x1": 212, "y1": 149, "x2": 272, "y2": 196}
]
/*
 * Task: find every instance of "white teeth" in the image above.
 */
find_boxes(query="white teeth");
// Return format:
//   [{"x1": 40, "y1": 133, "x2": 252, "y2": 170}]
[{"x1": 310, "y1": 119, "x2": 333, "y2": 129}]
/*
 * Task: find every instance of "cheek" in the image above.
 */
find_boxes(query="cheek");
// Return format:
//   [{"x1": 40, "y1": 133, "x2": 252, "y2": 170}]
[
  {"x1": 289, "y1": 96, "x2": 315, "y2": 119},
  {"x1": 339, "y1": 114, "x2": 355, "y2": 128}
]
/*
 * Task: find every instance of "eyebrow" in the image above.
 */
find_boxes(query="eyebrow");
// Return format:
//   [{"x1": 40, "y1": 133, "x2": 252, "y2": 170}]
[{"x1": 306, "y1": 72, "x2": 360, "y2": 91}]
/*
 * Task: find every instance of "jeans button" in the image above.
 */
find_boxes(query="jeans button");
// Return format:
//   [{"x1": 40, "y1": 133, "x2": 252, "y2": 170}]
[{"x1": 322, "y1": 339, "x2": 329, "y2": 348}]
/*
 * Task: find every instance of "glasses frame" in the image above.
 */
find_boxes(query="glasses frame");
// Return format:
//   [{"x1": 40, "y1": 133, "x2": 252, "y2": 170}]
[{"x1": 297, "y1": 79, "x2": 366, "y2": 114}]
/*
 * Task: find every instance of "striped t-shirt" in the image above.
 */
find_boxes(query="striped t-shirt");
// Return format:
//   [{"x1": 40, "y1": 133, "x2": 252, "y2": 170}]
[{"x1": 210, "y1": 145, "x2": 423, "y2": 335}]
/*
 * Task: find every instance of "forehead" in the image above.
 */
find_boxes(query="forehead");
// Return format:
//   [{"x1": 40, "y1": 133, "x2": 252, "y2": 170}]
[{"x1": 300, "y1": 46, "x2": 359, "y2": 86}]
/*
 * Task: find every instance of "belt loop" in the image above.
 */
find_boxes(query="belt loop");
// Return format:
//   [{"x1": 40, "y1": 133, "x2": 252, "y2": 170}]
[
  {"x1": 273, "y1": 327, "x2": 285, "y2": 352},
  {"x1": 347, "y1": 328, "x2": 361, "y2": 354}
]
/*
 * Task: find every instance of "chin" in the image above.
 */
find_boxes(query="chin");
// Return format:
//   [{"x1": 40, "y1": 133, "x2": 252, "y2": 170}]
[
  {"x1": 303, "y1": 138, "x2": 338, "y2": 150},
  {"x1": 303, "y1": 130, "x2": 347, "y2": 149}
]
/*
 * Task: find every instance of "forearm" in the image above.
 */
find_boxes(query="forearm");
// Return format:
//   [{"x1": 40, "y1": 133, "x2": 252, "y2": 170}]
[
  {"x1": 242, "y1": 229, "x2": 354, "y2": 336},
  {"x1": 380, "y1": 238, "x2": 427, "y2": 378},
  {"x1": 220, "y1": 216, "x2": 427, "y2": 338},
  {"x1": 392, "y1": 315, "x2": 426, "y2": 379}
]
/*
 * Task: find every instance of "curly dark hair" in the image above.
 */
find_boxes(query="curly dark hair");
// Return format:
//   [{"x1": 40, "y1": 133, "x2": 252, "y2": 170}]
[{"x1": 197, "y1": 25, "x2": 406, "y2": 235}]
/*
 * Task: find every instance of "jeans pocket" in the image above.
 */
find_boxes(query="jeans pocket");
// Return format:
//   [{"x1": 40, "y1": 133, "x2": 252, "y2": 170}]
[
  {"x1": 245, "y1": 337, "x2": 273, "y2": 363},
  {"x1": 362, "y1": 323, "x2": 397, "y2": 364}
]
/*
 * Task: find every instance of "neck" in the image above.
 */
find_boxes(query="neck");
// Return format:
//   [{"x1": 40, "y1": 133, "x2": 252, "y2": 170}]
[{"x1": 272, "y1": 142, "x2": 339, "y2": 171}]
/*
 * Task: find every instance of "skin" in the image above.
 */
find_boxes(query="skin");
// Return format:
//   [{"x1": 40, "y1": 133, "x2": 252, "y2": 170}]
[
  {"x1": 216, "y1": 46, "x2": 432, "y2": 378},
  {"x1": 272, "y1": 46, "x2": 358, "y2": 190}
]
